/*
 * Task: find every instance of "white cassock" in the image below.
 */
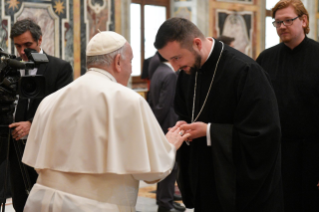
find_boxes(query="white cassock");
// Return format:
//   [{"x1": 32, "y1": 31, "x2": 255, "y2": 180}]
[{"x1": 22, "y1": 68, "x2": 176, "y2": 212}]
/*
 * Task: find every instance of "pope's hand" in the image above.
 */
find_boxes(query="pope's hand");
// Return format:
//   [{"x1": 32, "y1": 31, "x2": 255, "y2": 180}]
[{"x1": 166, "y1": 125, "x2": 190, "y2": 150}]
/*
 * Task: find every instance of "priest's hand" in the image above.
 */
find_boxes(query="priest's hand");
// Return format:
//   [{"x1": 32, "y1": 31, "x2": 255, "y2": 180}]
[
  {"x1": 180, "y1": 122, "x2": 207, "y2": 141},
  {"x1": 174, "y1": 120, "x2": 188, "y2": 128},
  {"x1": 166, "y1": 125, "x2": 190, "y2": 150},
  {"x1": 168, "y1": 121, "x2": 188, "y2": 133},
  {"x1": 9, "y1": 121, "x2": 31, "y2": 141}
]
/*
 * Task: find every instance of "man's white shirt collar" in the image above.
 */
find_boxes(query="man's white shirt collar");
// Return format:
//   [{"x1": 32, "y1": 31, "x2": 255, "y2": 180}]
[{"x1": 163, "y1": 62, "x2": 175, "y2": 72}]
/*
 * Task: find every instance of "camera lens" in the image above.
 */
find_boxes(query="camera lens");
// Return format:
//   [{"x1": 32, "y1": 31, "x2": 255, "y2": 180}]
[
  {"x1": 19, "y1": 76, "x2": 45, "y2": 99},
  {"x1": 21, "y1": 78, "x2": 37, "y2": 95}
]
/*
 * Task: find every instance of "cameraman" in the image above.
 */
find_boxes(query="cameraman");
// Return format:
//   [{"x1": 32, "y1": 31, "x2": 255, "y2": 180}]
[{"x1": 4, "y1": 19, "x2": 73, "y2": 212}]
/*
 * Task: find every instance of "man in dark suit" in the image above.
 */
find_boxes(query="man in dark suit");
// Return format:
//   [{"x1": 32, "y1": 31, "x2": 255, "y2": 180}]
[
  {"x1": 3, "y1": 19, "x2": 73, "y2": 212},
  {"x1": 148, "y1": 52, "x2": 185, "y2": 212}
]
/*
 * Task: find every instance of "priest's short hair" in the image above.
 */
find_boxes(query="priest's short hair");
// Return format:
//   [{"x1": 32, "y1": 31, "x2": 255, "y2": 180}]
[{"x1": 154, "y1": 17, "x2": 205, "y2": 50}]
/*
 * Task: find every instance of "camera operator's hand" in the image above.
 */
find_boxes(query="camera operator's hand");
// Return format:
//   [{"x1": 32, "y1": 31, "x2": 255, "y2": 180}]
[{"x1": 9, "y1": 121, "x2": 31, "y2": 141}]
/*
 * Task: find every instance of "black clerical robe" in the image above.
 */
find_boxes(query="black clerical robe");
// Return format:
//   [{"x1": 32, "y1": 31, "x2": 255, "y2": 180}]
[
  {"x1": 257, "y1": 36, "x2": 319, "y2": 212},
  {"x1": 175, "y1": 39, "x2": 283, "y2": 212}
]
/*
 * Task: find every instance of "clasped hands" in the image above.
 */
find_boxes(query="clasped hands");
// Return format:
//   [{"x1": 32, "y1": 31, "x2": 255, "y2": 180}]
[
  {"x1": 166, "y1": 120, "x2": 207, "y2": 150},
  {"x1": 175, "y1": 121, "x2": 207, "y2": 142}
]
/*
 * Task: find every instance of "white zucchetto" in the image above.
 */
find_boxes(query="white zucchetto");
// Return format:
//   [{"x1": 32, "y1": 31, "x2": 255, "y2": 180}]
[{"x1": 86, "y1": 31, "x2": 127, "y2": 56}]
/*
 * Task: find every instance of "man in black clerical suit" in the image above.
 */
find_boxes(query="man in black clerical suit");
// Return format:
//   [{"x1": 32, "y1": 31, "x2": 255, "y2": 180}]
[
  {"x1": 154, "y1": 17, "x2": 283, "y2": 212},
  {"x1": 148, "y1": 52, "x2": 185, "y2": 212},
  {"x1": 257, "y1": 1, "x2": 319, "y2": 211},
  {"x1": 1, "y1": 19, "x2": 73, "y2": 212}
]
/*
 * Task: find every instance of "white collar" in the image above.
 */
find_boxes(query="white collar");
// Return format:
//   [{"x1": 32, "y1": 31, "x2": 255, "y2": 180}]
[
  {"x1": 163, "y1": 62, "x2": 175, "y2": 72},
  {"x1": 87, "y1": 67, "x2": 117, "y2": 82},
  {"x1": 202, "y1": 37, "x2": 215, "y2": 65}
]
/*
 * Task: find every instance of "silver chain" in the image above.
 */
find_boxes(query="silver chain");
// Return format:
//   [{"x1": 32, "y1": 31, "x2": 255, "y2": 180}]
[{"x1": 191, "y1": 42, "x2": 224, "y2": 122}]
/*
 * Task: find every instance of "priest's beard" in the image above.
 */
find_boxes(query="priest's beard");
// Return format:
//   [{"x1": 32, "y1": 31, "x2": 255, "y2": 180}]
[{"x1": 189, "y1": 52, "x2": 202, "y2": 75}]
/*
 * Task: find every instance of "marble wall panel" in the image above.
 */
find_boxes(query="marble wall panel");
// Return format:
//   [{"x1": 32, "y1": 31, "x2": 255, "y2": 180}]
[
  {"x1": 174, "y1": 7, "x2": 192, "y2": 20},
  {"x1": 217, "y1": 0, "x2": 252, "y2": 3},
  {"x1": 172, "y1": 0, "x2": 197, "y2": 25},
  {"x1": 16, "y1": 6, "x2": 57, "y2": 57},
  {"x1": 0, "y1": 19, "x2": 9, "y2": 52},
  {"x1": 64, "y1": 0, "x2": 74, "y2": 67},
  {"x1": 1, "y1": 0, "x2": 70, "y2": 58},
  {"x1": 0, "y1": 0, "x2": 115, "y2": 77},
  {"x1": 80, "y1": 0, "x2": 114, "y2": 75}
]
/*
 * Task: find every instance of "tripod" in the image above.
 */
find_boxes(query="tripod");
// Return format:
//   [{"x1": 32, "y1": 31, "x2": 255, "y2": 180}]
[
  {"x1": 0, "y1": 126, "x2": 11, "y2": 212},
  {"x1": 0, "y1": 124, "x2": 32, "y2": 212}
]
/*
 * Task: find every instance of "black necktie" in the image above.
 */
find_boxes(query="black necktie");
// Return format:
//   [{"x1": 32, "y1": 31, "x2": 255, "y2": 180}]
[
  {"x1": 15, "y1": 69, "x2": 30, "y2": 122},
  {"x1": 15, "y1": 98, "x2": 28, "y2": 122}
]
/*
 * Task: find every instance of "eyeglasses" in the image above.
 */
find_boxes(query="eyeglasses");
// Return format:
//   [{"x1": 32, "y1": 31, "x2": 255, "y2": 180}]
[{"x1": 272, "y1": 16, "x2": 300, "y2": 28}]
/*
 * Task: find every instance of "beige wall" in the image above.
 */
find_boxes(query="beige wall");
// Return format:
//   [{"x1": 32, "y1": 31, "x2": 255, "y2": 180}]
[{"x1": 171, "y1": 0, "x2": 264, "y2": 59}]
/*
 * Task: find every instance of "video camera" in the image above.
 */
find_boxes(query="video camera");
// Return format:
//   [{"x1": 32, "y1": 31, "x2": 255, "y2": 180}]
[
  {"x1": 0, "y1": 48, "x2": 49, "y2": 211},
  {"x1": 0, "y1": 47, "x2": 48, "y2": 124}
]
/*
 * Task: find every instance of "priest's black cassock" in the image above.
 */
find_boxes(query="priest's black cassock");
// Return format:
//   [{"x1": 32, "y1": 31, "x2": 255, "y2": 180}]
[
  {"x1": 175, "y1": 39, "x2": 283, "y2": 212},
  {"x1": 257, "y1": 36, "x2": 319, "y2": 212}
]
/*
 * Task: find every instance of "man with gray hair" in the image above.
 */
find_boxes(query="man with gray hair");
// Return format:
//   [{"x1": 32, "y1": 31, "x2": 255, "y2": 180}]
[{"x1": 21, "y1": 31, "x2": 189, "y2": 212}]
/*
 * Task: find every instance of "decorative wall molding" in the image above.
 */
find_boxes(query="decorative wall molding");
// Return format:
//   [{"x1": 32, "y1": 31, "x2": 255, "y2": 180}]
[
  {"x1": 60, "y1": 0, "x2": 70, "y2": 61},
  {"x1": 0, "y1": 0, "x2": 12, "y2": 53},
  {"x1": 305, "y1": 0, "x2": 316, "y2": 40},
  {"x1": 215, "y1": 9, "x2": 253, "y2": 57},
  {"x1": 120, "y1": 0, "x2": 130, "y2": 41},
  {"x1": 197, "y1": 0, "x2": 209, "y2": 36},
  {"x1": 88, "y1": 0, "x2": 107, "y2": 14}
]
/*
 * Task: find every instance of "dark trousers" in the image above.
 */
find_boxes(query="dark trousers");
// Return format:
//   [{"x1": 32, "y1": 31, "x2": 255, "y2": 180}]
[
  {"x1": 0, "y1": 161, "x2": 12, "y2": 200},
  {"x1": 156, "y1": 163, "x2": 178, "y2": 209},
  {"x1": 0, "y1": 134, "x2": 11, "y2": 207},
  {"x1": 1, "y1": 138, "x2": 38, "y2": 212},
  {"x1": 282, "y1": 137, "x2": 319, "y2": 212}
]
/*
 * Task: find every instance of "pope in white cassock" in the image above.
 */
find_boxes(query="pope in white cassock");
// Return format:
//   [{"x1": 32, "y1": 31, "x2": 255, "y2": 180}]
[{"x1": 21, "y1": 31, "x2": 189, "y2": 212}]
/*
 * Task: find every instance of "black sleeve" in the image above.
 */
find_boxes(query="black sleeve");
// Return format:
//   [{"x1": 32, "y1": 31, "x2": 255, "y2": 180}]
[
  {"x1": 152, "y1": 72, "x2": 177, "y2": 125},
  {"x1": 174, "y1": 71, "x2": 195, "y2": 208},
  {"x1": 228, "y1": 63, "x2": 281, "y2": 208},
  {"x1": 174, "y1": 71, "x2": 192, "y2": 123},
  {"x1": 55, "y1": 62, "x2": 74, "y2": 90},
  {"x1": 27, "y1": 59, "x2": 73, "y2": 123}
]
